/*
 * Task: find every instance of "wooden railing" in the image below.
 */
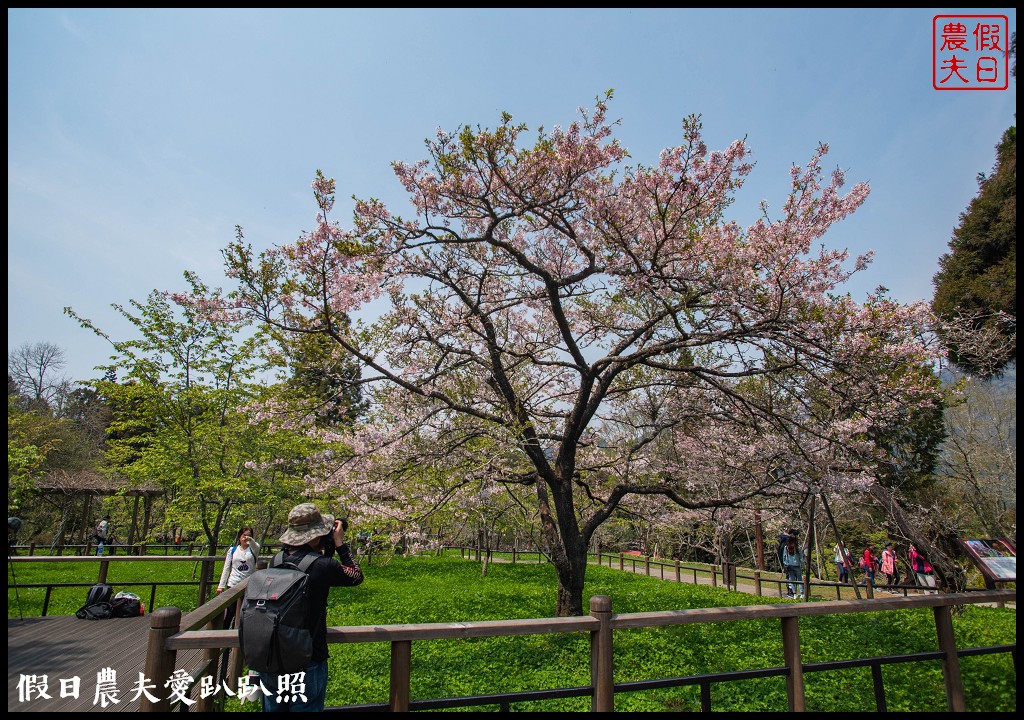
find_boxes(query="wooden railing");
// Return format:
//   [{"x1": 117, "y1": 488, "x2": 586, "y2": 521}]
[
  {"x1": 143, "y1": 589, "x2": 1015, "y2": 712},
  {"x1": 449, "y1": 546, "x2": 990, "y2": 602},
  {"x1": 11, "y1": 541, "x2": 290, "y2": 557},
  {"x1": 7, "y1": 554, "x2": 252, "y2": 614},
  {"x1": 143, "y1": 579, "x2": 251, "y2": 712}
]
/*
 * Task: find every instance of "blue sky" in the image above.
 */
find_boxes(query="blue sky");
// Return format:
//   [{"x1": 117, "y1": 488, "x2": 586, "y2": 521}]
[{"x1": 8, "y1": 8, "x2": 1017, "y2": 383}]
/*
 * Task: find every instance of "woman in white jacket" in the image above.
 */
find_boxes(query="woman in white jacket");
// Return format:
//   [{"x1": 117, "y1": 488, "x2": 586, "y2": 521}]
[{"x1": 217, "y1": 526, "x2": 260, "y2": 628}]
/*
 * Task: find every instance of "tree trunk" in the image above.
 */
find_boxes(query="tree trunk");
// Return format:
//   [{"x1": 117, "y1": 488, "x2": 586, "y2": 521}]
[
  {"x1": 77, "y1": 494, "x2": 93, "y2": 545},
  {"x1": 551, "y1": 543, "x2": 587, "y2": 616},
  {"x1": 142, "y1": 496, "x2": 153, "y2": 545},
  {"x1": 535, "y1": 475, "x2": 588, "y2": 616},
  {"x1": 479, "y1": 526, "x2": 489, "y2": 577},
  {"x1": 128, "y1": 494, "x2": 141, "y2": 546}
]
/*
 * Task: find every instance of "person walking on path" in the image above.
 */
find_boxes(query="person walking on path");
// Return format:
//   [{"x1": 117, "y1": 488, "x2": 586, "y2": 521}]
[
  {"x1": 777, "y1": 528, "x2": 798, "y2": 572},
  {"x1": 217, "y1": 526, "x2": 261, "y2": 628},
  {"x1": 880, "y1": 541, "x2": 900, "y2": 592},
  {"x1": 861, "y1": 542, "x2": 879, "y2": 588},
  {"x1": 909, "y1": 544, "x2": 936, "y2": 592},
  {"x1": 782, "y1": 535, "x2": 804, "y2": 598},
  {"x1": 833, "y1": 542, "x2": 850, "y2": 584},
  {"x1": 94, "y1": 515, "x2": 110, "y2": 556}
]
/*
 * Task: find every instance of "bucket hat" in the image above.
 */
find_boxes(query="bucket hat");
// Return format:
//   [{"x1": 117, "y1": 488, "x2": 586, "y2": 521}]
[{"x1": 279, "y1": 503, "x2": 335, "y2": 546}]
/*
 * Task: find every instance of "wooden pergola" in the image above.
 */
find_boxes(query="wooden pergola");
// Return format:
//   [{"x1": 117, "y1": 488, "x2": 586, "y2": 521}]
[{"x1": 35, "y1": 469, "x2": 163, "y2": 547}]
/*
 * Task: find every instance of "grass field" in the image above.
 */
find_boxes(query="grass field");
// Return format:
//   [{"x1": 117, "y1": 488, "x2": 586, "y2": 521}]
[{"x1": 8, "y1": 554, "x2": 1016, "y2": 712}]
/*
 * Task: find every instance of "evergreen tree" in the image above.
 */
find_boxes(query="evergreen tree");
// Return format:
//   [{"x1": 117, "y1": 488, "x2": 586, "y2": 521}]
[{"x1": 932, "y1": 36, "x2": 1016, "y2": 376}]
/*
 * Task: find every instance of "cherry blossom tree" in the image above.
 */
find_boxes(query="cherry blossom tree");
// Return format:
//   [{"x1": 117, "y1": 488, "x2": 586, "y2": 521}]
[{"x1": 216, "y1": 95, "x2": 945, "y2": 615}]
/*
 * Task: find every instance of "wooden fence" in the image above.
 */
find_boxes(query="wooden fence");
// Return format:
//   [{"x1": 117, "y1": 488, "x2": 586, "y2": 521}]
[
  {"x1": 9, "y1": 548, "x2": 998, "y2": 619},
  {"x1": 7, "y1": 553, "x2": 1015, "y2": 710},
  {"x1": 144, "y1": 588, "x2": 1015, "y2": 712},
  {"x1": 450, "y1": 546, "x2": 993, "y2": 602}
]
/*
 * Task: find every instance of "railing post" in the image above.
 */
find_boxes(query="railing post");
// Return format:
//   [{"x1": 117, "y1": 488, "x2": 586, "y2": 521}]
[
  {"x1": 197, "y1": 559, "x2": 213, "y2": 606},
  {"x1": 870, "y1": 662, "x2": 887, "y2": 711},
  {"x1": 29, "y1": 542, "x2": 36, "y2": 556},
  {"x1": 781, "y1": 615, "x2": 805, "y2": 711},
  {"x1": 618, "y1": 553, "x2": 624, "y2": 571},
  {"x1": 195, "y1": 616, "x2": 219, "y2": 712},
  {"x1": 590, "y1": 595, "x2": 614, "y2": 712},
  {"x1": 675, "y1": 559, "x2": 681, "y2": 583},
  {"x1": 142, "y1": 607, "x2": 181, "y2": 712},
  {"x1": 933, "y1": 605, "x2": 966, "y2": 711},
  {"x1": 754, "y1": 570, "x2": 762, "y2": 597},
  {"x1": 644, "y1": 556, "x2": 650, "y2": 576},
  {"x1": 98, "y1": 559, "x2": 110, "y2": 584},
  {"x1": 866, "y1": 577, "x2": 874, "y2": 599},
  {"x1": 227, "y1": 597, "x2": 244, "y2": 690},
  {"x1": 711, "y1": 565, "x2": 717, "y2": 588},
  {"x1": 389, "y1": 640, "x2": 412, "y2": 711}
]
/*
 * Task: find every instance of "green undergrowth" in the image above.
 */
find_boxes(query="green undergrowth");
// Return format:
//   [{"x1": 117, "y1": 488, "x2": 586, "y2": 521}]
[{"x1": 9, "y1": 555, "x2": 1015, "y2": 712}]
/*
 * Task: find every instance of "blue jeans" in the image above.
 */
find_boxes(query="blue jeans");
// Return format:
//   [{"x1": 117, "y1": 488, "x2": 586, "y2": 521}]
[
  {"x1": 785, "y1": 567, "x2": 801, "y2": 595},
  {"x1": 259, "y1": 660, "x2": 328, "y2": 712}
]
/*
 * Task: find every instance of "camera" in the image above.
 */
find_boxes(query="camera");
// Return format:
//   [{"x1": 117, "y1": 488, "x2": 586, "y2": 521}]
[{"x1": 320, "y1": 517, "x2": 348, "y2": 556}]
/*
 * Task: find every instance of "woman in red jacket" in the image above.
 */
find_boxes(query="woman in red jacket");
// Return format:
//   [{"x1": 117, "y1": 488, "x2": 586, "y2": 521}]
[
  {"x1": 861, "y1": 543, "x2": 879, "y2": 586},
  {"x1": 909, "y1": 544, "x2": 936, "y2": 592}
]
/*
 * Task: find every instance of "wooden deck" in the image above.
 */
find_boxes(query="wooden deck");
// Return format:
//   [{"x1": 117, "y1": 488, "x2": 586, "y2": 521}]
[{"x1": 8, "y1": 614, "x2": 204, "y2": 713}]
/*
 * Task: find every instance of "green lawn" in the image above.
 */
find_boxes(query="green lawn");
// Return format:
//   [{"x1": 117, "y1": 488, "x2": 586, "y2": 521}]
[{"x1": 9, "y1": 555, "x2": 1015, "y2": 712}]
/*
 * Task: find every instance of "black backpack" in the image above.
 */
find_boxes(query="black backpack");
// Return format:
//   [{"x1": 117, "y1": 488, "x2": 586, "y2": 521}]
[
  {"x1": 238, "y1": 550, "x2": 319, "y2": 674},
  {"x1": 76, "y1": 582, "x2": 113, "y2": 620}
]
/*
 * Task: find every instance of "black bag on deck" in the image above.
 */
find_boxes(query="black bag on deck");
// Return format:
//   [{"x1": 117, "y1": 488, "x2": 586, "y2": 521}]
[
  {"x1": 75, "y1": 582, "x2": 114, "y2": 620},
  {"x1": 84, "y1": 582, "x2": 113, "y2": 606},
  {"x1": 238, "y1": 551, "x2": 319, "y2": 674},
  {"x1": 110, "y1": 591, "x2": 143, "y2": 617}
]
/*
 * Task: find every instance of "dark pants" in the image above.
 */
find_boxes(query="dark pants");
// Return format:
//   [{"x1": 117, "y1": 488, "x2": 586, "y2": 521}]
[
  {"x1": 258, "y1": 660, "x2": 328, "y2": 712},
  {"x1": 222, "y1": 601, "x2": 237, "y2": 630}
]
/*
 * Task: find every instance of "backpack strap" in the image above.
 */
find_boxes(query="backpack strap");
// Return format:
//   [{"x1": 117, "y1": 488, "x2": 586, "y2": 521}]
[
  {"x1": 294, "y1": 552, "x2": 319, "y2": 573},
  {"x1": 271, "y1": 549, "x2": 320, "y2": 573}
]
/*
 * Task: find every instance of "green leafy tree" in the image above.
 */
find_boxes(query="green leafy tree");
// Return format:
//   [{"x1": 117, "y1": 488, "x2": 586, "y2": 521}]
[
  {"x1": 8, "y1": 383, "x2": 106, "y2": 514},
  {"x1": 65, "y1": 273, "x2": 330, "y2": 552},
  {"x1": 7, "y1": 395, "x2": 60, "y2": 513},
  {"x1": 274, "y1": 311, "x2": 365, "y2": 427}
]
